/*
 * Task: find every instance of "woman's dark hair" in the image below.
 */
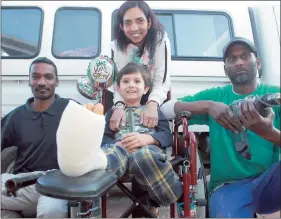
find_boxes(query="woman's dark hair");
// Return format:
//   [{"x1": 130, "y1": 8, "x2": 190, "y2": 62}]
[
  {"x1": 116, "y1": 62, "x2": 151, "y2": 87},
  {"x1": 113, "y1": 0, "x2": 165, "y2": 59}
]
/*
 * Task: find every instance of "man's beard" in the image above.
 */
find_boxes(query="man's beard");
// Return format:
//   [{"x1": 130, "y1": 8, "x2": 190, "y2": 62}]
[
  {"x1": 228, "y1": 70, "x2": 257, "y2": 85},
  {"x1": 31, "y1": 87, "x2": 54, "y2": 100}
]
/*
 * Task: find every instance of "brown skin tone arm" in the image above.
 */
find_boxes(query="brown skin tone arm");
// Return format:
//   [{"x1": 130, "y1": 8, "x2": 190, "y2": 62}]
[
  {"x1": 259, "y1": 128, "x2": 280, "y2": 147},
  {"x1": 247, "y1": 122, "x2": 280, "y2": 147},
  {"x1": 174, "y1": 99, "x2": 281, "y2": 146},
  {"x1": 172, "y1": 100, "x2": 246, "y2": 133},
  {"x1": 174, "y1": 100, "x2": 214, "y2": 116}
]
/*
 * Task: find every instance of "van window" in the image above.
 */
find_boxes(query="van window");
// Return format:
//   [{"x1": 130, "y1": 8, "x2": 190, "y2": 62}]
[
  {"x1": 273, "y1": 5, "x2": 280, "y2": 40},
  {"x1": 1, "y1": 7, "x2": 43, "y2": 58},
  {"x1": 156, "y1": 12, "x2": 233, "y2": 59},
  {"x1": 156, "y1": 15, "x2": 176, "y2": 56},
  {"x1": 52, "y1": 7, "x2": 101, "y2": 58},
  {"x1": 111, "y1": 10, "x2": 233, "y2": 60}
]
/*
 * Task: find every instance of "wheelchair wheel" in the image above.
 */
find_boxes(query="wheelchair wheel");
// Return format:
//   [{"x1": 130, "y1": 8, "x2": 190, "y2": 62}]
[{"x1": 194, "y1": 149, "x2": 208, "y2": 218}]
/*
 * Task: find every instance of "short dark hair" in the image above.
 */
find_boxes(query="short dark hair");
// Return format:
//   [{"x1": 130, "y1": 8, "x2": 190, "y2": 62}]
[
  {"x1": 113, "y1": 0, "x2": 165, "y2": 58},
  {"x1": 29, "y1": 57, "x2": 58, "y2": 77},
  {"x1": 116, "y1": 62, "x2": 151, "y2": 87}
]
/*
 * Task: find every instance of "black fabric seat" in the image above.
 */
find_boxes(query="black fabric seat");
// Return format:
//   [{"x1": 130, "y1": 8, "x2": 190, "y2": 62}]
[{"x1": 36, "y1": 169, "x2": 117, "y2": 201}]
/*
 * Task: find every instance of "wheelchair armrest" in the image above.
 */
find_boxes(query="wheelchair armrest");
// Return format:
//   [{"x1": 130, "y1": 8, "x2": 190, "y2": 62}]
[
  {"x1": 180, "y1": 111, "x2": 192, "y2": 118},
  {"x1": 174, "y1": 111, "x2": 192, "y2": 127},
  {"x1": 5, "y1": 173, "x2": 44, "y2": 196}
]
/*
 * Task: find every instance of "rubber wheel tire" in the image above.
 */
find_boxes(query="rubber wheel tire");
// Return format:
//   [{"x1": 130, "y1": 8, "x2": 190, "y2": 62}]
[{"x1": 1, "y1": 146, "x2": 17, "y2": 173}]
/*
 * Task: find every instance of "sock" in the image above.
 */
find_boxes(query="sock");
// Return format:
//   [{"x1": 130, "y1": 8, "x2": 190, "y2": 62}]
[{"x1": 57, "y1": 100, "x2": 108, "y2": 177}]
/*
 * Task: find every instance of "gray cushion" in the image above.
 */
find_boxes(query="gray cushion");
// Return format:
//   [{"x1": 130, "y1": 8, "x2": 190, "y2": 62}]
[{"x1": 36, "y1": 170, "x2": 117, "y2": 201}]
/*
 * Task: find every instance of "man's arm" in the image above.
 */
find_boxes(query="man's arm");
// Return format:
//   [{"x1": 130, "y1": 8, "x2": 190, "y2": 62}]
[
  {"x1": 238, "y1": 99, "x2": 280, "y2": 146},
  {"x1": 174, "y1": 100, "x2": 214, "y2": 116},
  {"x1": 161, "y1": 99, "x2": 243, "y2": 132},
  {"x1": 1, "y1": 114, "x2": 16, "y2": 151},
  {"x1": 160, "y1": 100, "x2": 213, "y2": 120},
  {"x1": 261, "y1": 128, "x2": 280, "y2": 146}
]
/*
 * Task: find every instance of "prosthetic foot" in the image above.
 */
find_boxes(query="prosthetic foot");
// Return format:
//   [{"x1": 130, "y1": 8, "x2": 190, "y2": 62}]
[{"x1": 57, "y1": 100, "x2": 108, "y2": 177}]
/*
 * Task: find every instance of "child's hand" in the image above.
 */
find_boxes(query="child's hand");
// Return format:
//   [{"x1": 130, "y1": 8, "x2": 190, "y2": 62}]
[{"x1": 121, "y1": 132, "x2": 156, "y2": 152}]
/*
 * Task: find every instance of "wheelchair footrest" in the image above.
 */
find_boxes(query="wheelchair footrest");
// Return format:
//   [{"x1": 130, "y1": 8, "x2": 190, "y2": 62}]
[{"x1": 36, "y1": 169, "x2": 117, "y2": 201}]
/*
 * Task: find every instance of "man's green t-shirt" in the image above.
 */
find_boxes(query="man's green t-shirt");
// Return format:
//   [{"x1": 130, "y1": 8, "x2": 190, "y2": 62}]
[{"x1": 178, "y1": 84, "x2": 280, "y2": 193}]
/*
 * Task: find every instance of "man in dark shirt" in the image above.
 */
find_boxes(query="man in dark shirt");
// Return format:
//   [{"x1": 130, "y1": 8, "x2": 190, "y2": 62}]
[{"x1": 1, "y1": 57, "x2": 69, "y2": 218}]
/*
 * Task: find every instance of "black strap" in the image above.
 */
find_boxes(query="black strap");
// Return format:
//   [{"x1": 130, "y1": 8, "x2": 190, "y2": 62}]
[{"x1": 162, "y1": 41, "x2": 167, "y2": 84}]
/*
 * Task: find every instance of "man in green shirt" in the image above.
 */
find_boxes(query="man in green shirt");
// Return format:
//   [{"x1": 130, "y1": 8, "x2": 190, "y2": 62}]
[{"x1": 160, "y1": 37, "x2": 280, "y2": 217}]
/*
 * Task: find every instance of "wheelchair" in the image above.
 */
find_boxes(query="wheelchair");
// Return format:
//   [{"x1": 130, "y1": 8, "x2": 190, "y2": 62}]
[{"x1": 2, "y1": 90, "x2": 208, "y2": 218}]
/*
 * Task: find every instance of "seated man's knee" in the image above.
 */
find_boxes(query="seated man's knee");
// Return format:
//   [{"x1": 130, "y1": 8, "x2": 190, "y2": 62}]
[
  {"x1": 209, "y1": 186, "x2": 254, "y2": 218},
  {"x1": 1, "y1": 210, "x2": 22, "y2": 218},
  {"x1": 37, "y1": 196, "x2": 68, "y2": 218}
]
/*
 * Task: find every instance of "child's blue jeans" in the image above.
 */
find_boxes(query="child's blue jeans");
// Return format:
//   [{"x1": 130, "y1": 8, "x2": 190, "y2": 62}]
[{"x1": 209, "y1": 161, "x2": 280, "y2": 218}]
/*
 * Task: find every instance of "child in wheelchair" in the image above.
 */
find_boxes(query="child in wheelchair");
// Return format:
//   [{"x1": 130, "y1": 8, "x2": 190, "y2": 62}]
[{"x1": 57, "y1": 62, "x2": 183, "y2": 216}]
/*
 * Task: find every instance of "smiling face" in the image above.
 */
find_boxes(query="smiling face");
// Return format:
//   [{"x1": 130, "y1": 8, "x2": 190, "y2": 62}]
[
  {"x1": 224, "y1": 44, "x2": 261, "y2": 85},
  {"x1": 29, "y1": 63, "x2": 58, "y2": 100},
  {"x1": 117, "y1": 71, "x2": 149, "y2": 106},
  {"x1": 121, "y1": 7, "x2": 151, "y2": 46}
]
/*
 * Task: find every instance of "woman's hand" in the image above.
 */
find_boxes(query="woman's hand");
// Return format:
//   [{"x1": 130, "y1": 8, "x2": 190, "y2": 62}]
[
  {"x1": 110, "y1": 108, "x2": 126, "y2": 131},
  {"x1": 141, "y1": 101, "x2": 159, "y2": 128}
]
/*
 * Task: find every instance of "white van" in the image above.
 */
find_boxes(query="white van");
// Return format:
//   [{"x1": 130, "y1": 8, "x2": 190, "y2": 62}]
[
  {"x1": 1, "y1": 1, "x2": 280, "y2": 127},
  {"x1": 1, "y1": 2, "x2": 280, "y2": 216}
]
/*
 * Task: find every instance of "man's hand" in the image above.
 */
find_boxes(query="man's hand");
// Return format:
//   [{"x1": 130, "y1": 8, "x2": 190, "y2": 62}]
[
  {"x1": 208, "y1": 102, "x2": 243, "y2": 133},
  {"x1": 110, "y1": 108, "x2": 126, "y2": 132},
  {"x1": 238, "y1": 99, "x2": 275, "y2": 135},
  {"x1": 237, "y1": 99, "x2": 280, "y2": 146},
  {"x1": 121, "y1": 132, "x2": 158, "y2": 153},
  {"x1": 141, "y1": 101, "x2": 159, "y2": 128}
]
